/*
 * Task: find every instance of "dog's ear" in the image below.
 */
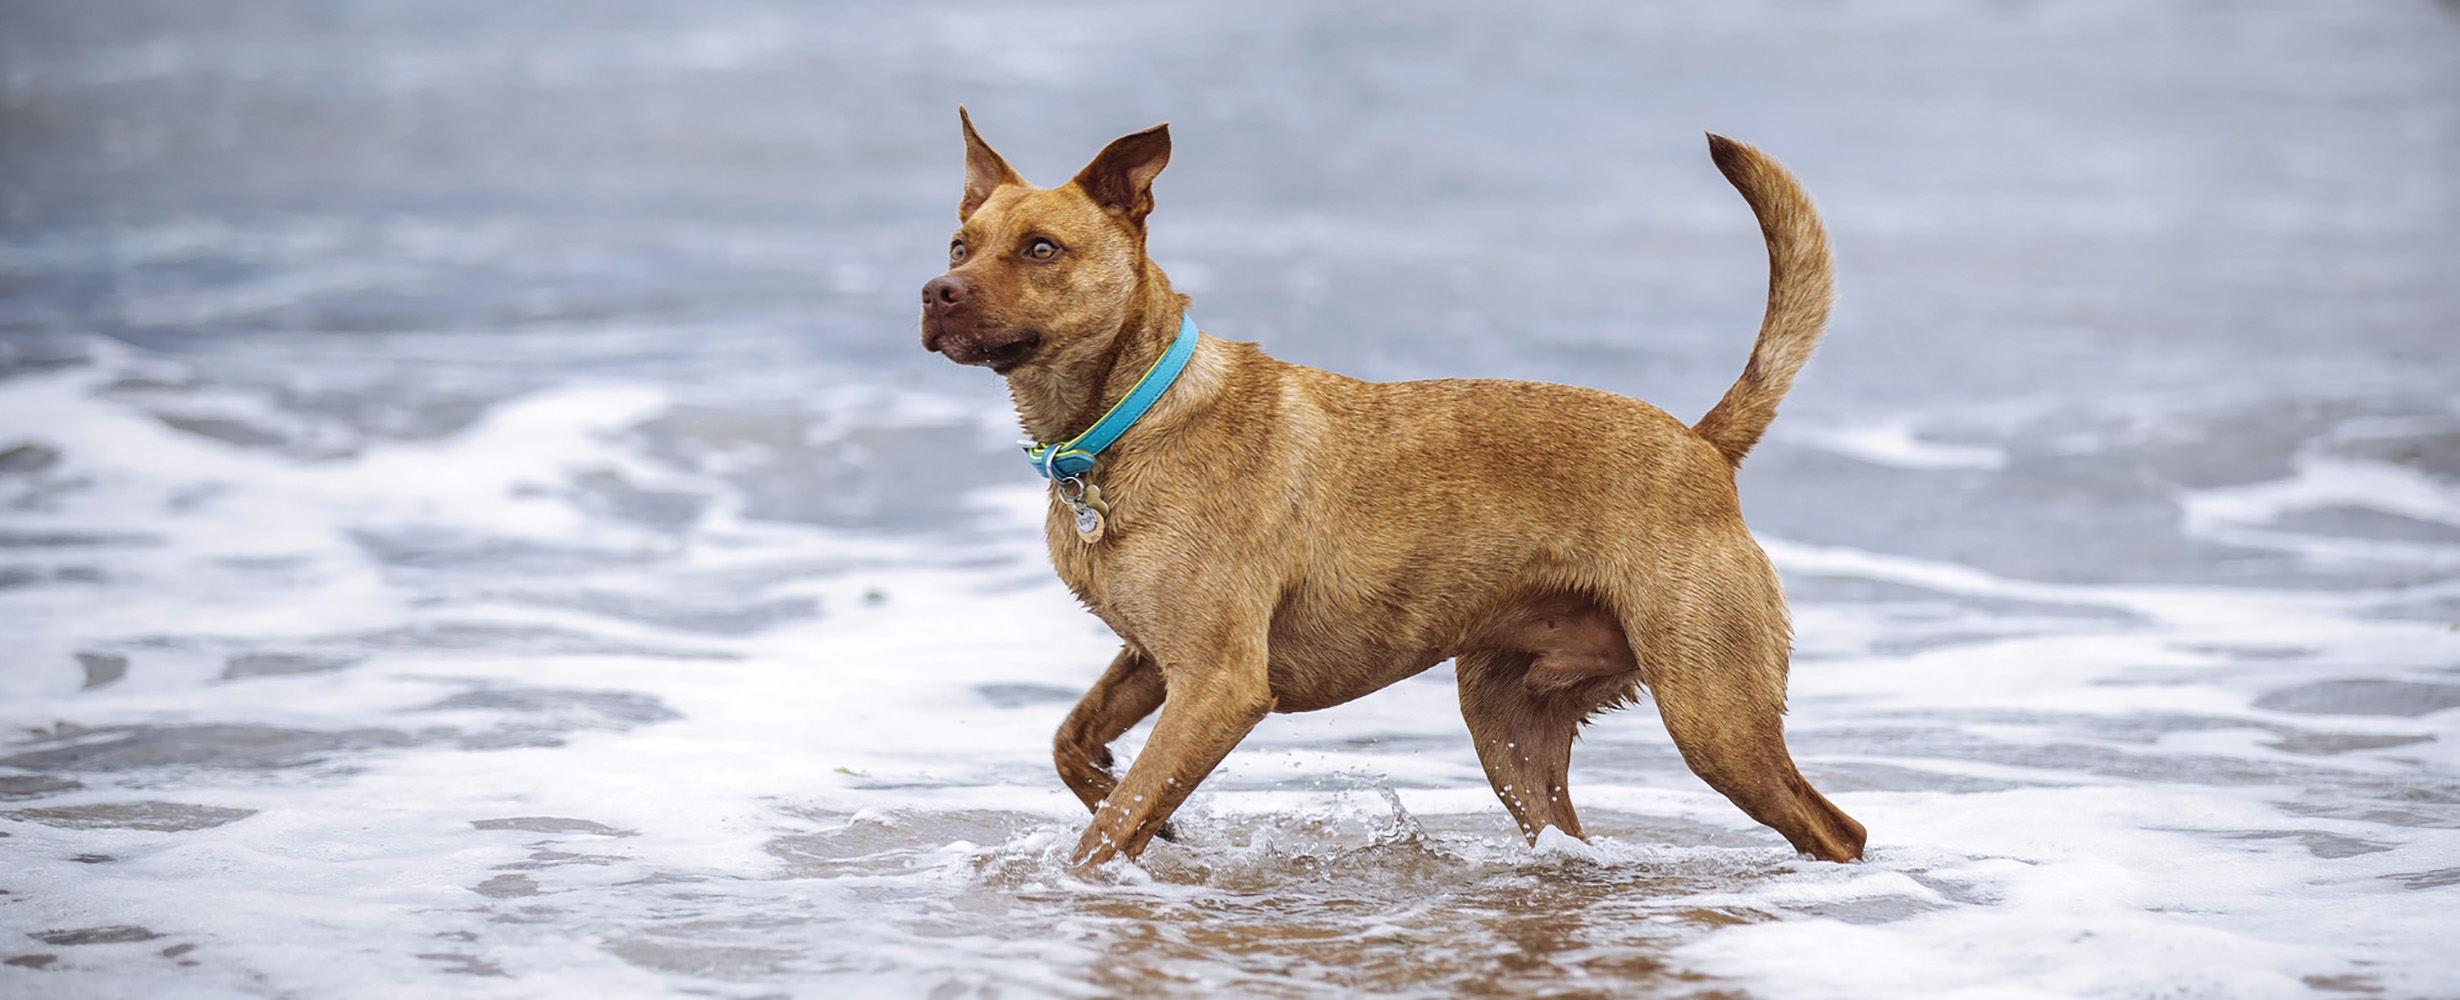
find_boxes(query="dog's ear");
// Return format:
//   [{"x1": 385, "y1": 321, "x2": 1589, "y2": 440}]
[
  {"x1": 959, "y1": 107, "x2": 1024, "y2": 222},
  {"x1": 1069, "y1": 122, "x2": 1171, "y2": 227}
]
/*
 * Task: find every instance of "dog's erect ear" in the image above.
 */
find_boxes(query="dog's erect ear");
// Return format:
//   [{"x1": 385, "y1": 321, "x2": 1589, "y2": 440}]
[
  {"x1": 959, "y1": 107, "x2": 1023, "y2": 221},
  {"x1": 1069, "y1": 122, "x2": 1171, "y2": 227}
]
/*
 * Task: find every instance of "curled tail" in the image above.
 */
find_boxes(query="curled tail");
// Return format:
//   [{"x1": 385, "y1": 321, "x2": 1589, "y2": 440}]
[{"x1": 1691, "y1": 134, "x2": 1834, "y2": 467}]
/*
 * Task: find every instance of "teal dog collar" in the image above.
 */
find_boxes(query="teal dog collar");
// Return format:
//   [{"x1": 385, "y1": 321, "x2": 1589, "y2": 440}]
[{"x1": 1024, "y1": 314, "x2": 1199, "y2": 480}]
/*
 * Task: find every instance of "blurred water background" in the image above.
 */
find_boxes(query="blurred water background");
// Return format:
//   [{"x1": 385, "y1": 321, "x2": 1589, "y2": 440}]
[{"x1": 3, "y1": 1, "x2": 2457, "y2": 997}]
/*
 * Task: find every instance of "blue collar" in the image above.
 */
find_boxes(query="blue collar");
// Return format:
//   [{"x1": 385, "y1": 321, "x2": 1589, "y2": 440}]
[{"x1": 1024, "y1": 314, "x2": 1199, "y2": 480}]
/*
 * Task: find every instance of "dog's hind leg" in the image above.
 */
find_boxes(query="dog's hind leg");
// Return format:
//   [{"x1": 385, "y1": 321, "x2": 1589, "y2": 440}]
[
  {"x1": 1623, "y1": 560, "x2": 1867, "y2": 861},
  {"x1": 1053, "y1": 646, "x2": 1165, "y2": 816},
  {"x1": 1456, "y1": 649, "x2": 1591, "y2": 843}
]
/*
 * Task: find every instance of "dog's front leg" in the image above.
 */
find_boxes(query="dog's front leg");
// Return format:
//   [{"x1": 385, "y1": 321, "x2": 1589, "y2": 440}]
[
  {"x1": 1068, "y1": 633, "x2": 1273, "y2": 869},
  {"x1": 1052, "y1": 646, "x2": 1165, "y2": 814}
]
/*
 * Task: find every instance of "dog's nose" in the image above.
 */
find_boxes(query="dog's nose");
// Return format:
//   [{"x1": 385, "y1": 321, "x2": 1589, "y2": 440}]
[{"x1": 922, "y1": 274, "x2": 969, "y2": 310}]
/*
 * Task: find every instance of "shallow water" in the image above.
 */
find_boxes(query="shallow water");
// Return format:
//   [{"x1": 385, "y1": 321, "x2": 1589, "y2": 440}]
[{"x1": 4, "y1": 1, "x2": 2458, "y2": 998}]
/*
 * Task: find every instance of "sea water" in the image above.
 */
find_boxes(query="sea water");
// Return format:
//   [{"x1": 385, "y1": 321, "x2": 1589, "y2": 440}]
[{"x1": 4, "y1": 2, "x2": 2456, "y2": 997}]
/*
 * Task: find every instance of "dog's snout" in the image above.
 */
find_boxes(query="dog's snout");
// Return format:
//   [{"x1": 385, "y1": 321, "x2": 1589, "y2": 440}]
[{"x1": 923, "y1": 273, "x2": 969, "y2": 310}]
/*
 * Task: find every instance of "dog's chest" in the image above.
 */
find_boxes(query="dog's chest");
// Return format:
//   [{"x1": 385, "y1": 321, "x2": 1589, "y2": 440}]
[
  {"x1": 1043, "y1": 503, "x2": 1123, "y2": 610},
  {"x1": 1036, "y1": 462, "x2": 1187, "y2": 616}
]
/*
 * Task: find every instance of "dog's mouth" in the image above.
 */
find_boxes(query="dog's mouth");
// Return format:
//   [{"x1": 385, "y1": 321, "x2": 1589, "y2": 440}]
[
  {"x1": 924, "y1": 323, "x2": 1043, "y2": 374},
  {"x1": 975, "y1": 334, "x2": 1041, "y2": 374}
]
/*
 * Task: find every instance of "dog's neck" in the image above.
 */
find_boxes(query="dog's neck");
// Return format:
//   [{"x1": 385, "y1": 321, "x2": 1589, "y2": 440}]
[{"x1": 1005, "y1": 264, "x2": 1191, "y2": 446}]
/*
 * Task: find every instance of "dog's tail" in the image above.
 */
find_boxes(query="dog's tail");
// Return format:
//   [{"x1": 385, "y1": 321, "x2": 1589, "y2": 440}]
[{"x1": 1691, "y1": 134, "x2": 1834, "y2": 468}]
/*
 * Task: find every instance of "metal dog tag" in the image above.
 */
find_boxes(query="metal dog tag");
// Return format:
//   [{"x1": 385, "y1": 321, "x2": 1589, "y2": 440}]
[{"x1": 1057, "y1": 476, "x2": 1109, "y2": 544}]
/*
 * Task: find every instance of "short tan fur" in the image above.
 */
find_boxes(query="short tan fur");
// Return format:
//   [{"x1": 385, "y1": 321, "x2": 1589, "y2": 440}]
[{"x1": 920, "y1": 108, "x2": 1865, "y2": 869}]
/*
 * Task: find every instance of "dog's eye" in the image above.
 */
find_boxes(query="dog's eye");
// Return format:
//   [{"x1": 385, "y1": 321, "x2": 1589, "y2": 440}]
[
  {"x1": 1025, "y1": 238, "x2": 1059, "y2": 261},
  {"x1": 949, "y1": 240, "x2": 967, "y2": 264}
]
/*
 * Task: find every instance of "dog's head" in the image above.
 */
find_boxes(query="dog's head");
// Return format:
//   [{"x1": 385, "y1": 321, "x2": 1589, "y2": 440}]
[{"x1": 919, "y1": 108, "x2": 1172, "y2": 375}]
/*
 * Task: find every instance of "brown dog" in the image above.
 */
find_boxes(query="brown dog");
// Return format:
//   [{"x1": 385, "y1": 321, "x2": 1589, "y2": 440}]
[{"x1": 920, "y1": 109, "x2": 1865, "y2": 868}]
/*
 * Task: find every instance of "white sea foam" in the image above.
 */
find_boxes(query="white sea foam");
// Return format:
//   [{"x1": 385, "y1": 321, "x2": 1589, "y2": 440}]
[
  {"x1": 2182, "y1": 455, "x2": 2460, "y2": 569},
  {"x1": 1793, "y1": 419, "x2": 2010, "y2": 471},
  {"x1": 5, "y1": 355, "x2": 2458, "y2": 999}
]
